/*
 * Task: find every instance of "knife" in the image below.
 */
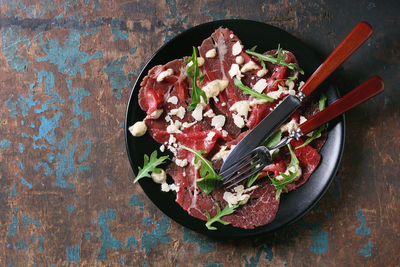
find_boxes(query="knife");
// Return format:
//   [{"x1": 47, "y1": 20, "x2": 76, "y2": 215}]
[{"x1": 220, "y1": 21, "x2": 372, "y2": 173}]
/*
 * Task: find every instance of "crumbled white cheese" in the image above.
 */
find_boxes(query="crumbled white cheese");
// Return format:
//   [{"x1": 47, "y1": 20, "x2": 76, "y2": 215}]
[
  {"x1": 205, "y1": 48, "x2": 217, "y2": 58},
  {"x1": 167, "y1": 96, "x2": 178, "y2": 105},
  {"x1": 275, "y1": 166, "x2": 302, "y2": 181},
  {"x1": 213, "y1": 96, "x2": 219, "y2": 103},
  {"x1": 160, "y1": 145, "x2": 165, "y2": 152},
  {"x1": 170, "y1": 106, "x2": 186, "y2": 119},
  {"x1": 228, "y1": 63, "x2": 242, "y2": 79},
  {"x1": 157, "y1": 68, "x2": 174, "y2": 82},
  {"x1": 203, "y1": 109, "x2": 215, "y2": 118},
  {"x1": 256, "y1": 68, "x2": 268, "y2": 77},
  {"x1": 221, "y1": 102, "x2": 226, "y2": 107},
  {"x1": 167, "y1": 120, "x2": 183, "y2": 134},
  {"x1": 161, "y1": 182, "x2": 170, "y2": 192},
  {"x1": 240, "y1": 61, "x2": 258, "y2": 72},
  {"x1": 187, "y1": 57, "x2": 205, "y2": 67},
  {"x1": 206, "y1": 131, "x2": 216, "y2": 141},
  {"x1": 168, "y1": 135, "x2": 176, "y2": 145},
  {"x1": 175, "y1": 158, "x2": 188, "y2": 167},
  {"x1": 298, "y1": 81, "x2": 305, "y2": 89},
  {"x1": 212, "y1": 146, "x2": 230, "y2": 161},
  {"x1": 169, "y1": 183, "x2": 179, "y2": 192},
  {"x1": 150, "y1": 109, "x2": 163, "y2": 119},
  {"x1": 235, "y1": 55, "x2": 244, "y2": 65},
  {"x1": 211, "y1": 115, "x2": 226, "y2": 130},
  {"x1": 253, "y1": 78, "x2": 267, "y2": 93},
  {"x1": 197, "y1": 57, "x2": 205, "y2": 67},
  {"x1": 165, "y1": 115, "x2": 171, "y2": 123},
  {"x1": 232, "y1": 113, "x2": 245, "y2": 128},
  {"x1": 280, "y1": 119, "x2": 298, "y2": 133},
  {"x1": 266, "y1": 85, "x2": 291, "y2": 100},
  {"x1": 181, "y1": 121, "x2": 197, "y2": 129},
  {"x1": 192, "y1": 104, "x2": 203, "y2": 121},
  {"x1": 287, "y1": 80, "x2": 295, "y2": 91},
  {"x1": 229, "y1": 33, "x2": 234, "y2": 38},
  {"x1": 151, "y1": 169, "x2": 167, "y2": 183},
  {"x1": 129, "y1": 121, "x2": 147, "y2": 137},
  {"x1": 230, "y1": 100, "x2": 251, "y2": 118},
  {"x1": 202, "y1": 80, "x2": 229, "y2": 99},
  {"x1": 223, "y1": 185, "x2": 258, "y2": 207},
  {"x1": 222, "y1": 130, "x2": 228, "y2": 137},
  {"x1": 232, "y1": 41, "x2": 243, "y2": 56},
  {"x1": 249, "y1": 98, "x2": 269, "y2": 106},
  {"x1": 299, "y1": 115, "x2": 307, "y2": 124}
]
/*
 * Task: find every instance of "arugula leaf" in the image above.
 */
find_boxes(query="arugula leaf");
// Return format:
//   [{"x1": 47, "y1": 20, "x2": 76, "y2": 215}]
[
  {"x1": 246, "y1": 172, "x2": 261, "y2": 188},
  {"x1": 319, "y1": 92, "x2": 327, "y2": 111},
  {"x1": 134, "y1": 151, "x2": 169, "y2": 183},
  {"x1": 296, "y1": 93, "x2": 328, "y2": 149},
  {"x1": 234, "y1": 78, "x2": 274, "y2": 102},
  {"x1": 269, "y1": 144, "x2": 299, "y2": 199},
  {"x1": 263, "y1": 130, "x2": 282, "y2": 158},
  {"x1": 180, "y1": 145, "x2": 221, "y2": 194},
  {"x1": 205, "y1": 203, "x2": 239, "y2": 230},
  {"x1": 273, "y1": 71, "x2": 299, "y2": 85},
  {"x1": 183, "y1": 47, "x2": 207, "y2": 111},
  {"x1": 246, "y1": 46, "x2": 304, "y2": 75}
]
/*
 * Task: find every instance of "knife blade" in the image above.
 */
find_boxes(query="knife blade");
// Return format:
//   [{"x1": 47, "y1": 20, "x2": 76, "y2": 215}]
[{"x1": 220, "y1": 95, "x2": 301, "y2": 173}]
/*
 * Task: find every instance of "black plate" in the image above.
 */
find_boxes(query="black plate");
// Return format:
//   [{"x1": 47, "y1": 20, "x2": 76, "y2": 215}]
[{"x1": 125, "y1": 19, "x2": 344, "y2": 238}]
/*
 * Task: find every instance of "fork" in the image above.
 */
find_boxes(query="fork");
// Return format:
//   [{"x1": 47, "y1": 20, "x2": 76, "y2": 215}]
[{"x1": 220, "y1": 76, "x2": 384, "y2": 188}]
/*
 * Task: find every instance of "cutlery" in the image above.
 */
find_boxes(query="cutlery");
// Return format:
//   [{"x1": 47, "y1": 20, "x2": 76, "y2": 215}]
[{"x1": 220, "y1": 21, "x2": 373, "y2": 173}]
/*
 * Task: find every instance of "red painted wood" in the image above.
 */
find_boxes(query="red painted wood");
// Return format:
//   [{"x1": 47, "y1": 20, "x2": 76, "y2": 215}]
[
  {"x1": 300, "y1": 76, "x2": 384, "y2": 135},
  {"x1": 301, "y1": 21, "x2": 372, "y2": 96}
]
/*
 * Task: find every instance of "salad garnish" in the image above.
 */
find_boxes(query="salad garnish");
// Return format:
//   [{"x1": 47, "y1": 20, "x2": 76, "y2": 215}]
[
  {"x1": 296, "y1": 93, "x2": 328, "y2": 149},
  {"x1": 234, "y1": 78, "x2": 274, "y2": 102},
  {"x1": 270, "y1": 143, "x2": 300, "y2": 199},
  {"x1": 205, "y1": 203, "x2": 239, "y2": 230},
  {"x1": 183, "y1": 47, "x2": 207, "y2": 111},
  {"x1": 180, "y1": 145, "x2": 221, "y2": 194},
  {"x1": 134, "y1": 151, "x2": 169, "y2": 183},
  {"x1": 246, "y1": 172, "x2": 260, "y2": 188},
  {"x1": 246, "y1": 44, "x2": 304, "y2": 75}
]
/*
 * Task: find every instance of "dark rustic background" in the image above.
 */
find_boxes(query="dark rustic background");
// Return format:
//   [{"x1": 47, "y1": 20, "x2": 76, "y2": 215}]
[{"x1": 1, "y1": 0, "x2": 399, "y2": 266}]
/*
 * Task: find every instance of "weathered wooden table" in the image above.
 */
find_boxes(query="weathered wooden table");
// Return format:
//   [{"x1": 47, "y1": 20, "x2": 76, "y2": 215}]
[{"x1": 1, "y1": 1, "x2": 399, "y2": 266}]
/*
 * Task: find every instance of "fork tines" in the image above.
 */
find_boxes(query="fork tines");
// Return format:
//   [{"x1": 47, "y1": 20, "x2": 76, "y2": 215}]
[{"x1": 219, "y1": 147, "x2": 268, "y2": 188}]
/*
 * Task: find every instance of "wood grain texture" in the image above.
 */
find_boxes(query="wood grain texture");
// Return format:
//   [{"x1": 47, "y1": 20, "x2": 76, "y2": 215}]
[{"x1": 0, "y1": 0, "x2": 399, "y2": 266}]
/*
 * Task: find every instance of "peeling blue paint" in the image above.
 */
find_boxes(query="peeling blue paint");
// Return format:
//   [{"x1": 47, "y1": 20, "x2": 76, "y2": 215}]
[
  {"x1": 183, "y1": 227, "x2": 215, "y2": 254},
  {"x1": 79, "y1": 137, "x2": 92, "y2": 162},
  {"x1": 67, "y1": 205, "x2": 75, "y2": 214},
  {"x1": 1, "y1": 26, "x2": 30, "y2": 72},
  {"x1": 22, "y1": 214, "x2": 41, "y2": 228},
  {"x1": 69, "y1": 87, "x2": 91, "y2": 119},
  {"x1": 4, "y1": 93, "x2": 38, "y2": 118},
  {"x1": 97, "y1": 209, "x2": 123, "y2": 260},
  {"x1": 141, "y1": 214, "x2": 171, "y2": 253},
  {"x1": 18, "y1": 143, "x2": 23, "y2": 153},
  {"x1": 367, "y1": 2, "x2": 376, "y2": 10},
  {"x1": 129, "y1": 47, "x2": 137, "y2": 54},
  {"x1": 54, "y1": 145, "x2": 78, "y2": 188},
  {"x1": 0, "y1": 140, "x2": 12, "y2": 150},
  {"x1": 110, "y1": 18, "x2": 128, "y2": 41},
  {"x1": 204, "y1": 263, "x2": 223, "y2": 267},
  {"x1": 243, "y1": 245, "x2": 273, "y2": 267},
  {"x1": 35, "y1": 162, "x2": 53, "y2": 176},
  {"x1": 103, "y1": 55, "x2": 130, "y2": 100},
  {"x1": 121, "y1": 257, "x2": 125, "y2": 265},
  {"x1": 10, "y1": 185, "x2": 18, "y2": 199},
  {"x1": 38, "y1": 235, "x2": 44, "y2": 252},
  {"x1": 84, "y1": 232, "x2": 91, "y2": 240},
  {"x1": 21, "y1": 177, "x2": 33, "y2": 189},
  {"x1": 200, "y1": 4, "x2": 227, "y2": 21},
  {"x1": 67, "y1": 244, "x2": 80, "y2": 263},
  {"x1": 35, "y1": 70, "x2": 64, "y2": 113},
  {"x1": 125, "y1": 236, "x2": 138, "y2": 249},
  {"x1": 129, "y1": 194, "x2": 144, "y2": 210},
  {"x1": 37, "y1": 30, "x2": 102, "y2": 77},
  {"x1": 33, "y1": 112, "x2": 63, "y2": 146},
  {"x1": 300, "y1": 219, "x2": 329, "y2": 255},
  {"x1": 14, "y1": 239, "x2": 29, "y2": 251},
  {"x1": 357, "y1": 240, "x2": 373, "y2": 257},
  {"x1": 142, "y1": 217, "x2": 154, "y2": 225},
  {"x1": 8, "y1": 214, "x2": 18, "y2": 238},
  {"x1": 355, "y1": 209, "x2": 371, "y2": 236}
]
